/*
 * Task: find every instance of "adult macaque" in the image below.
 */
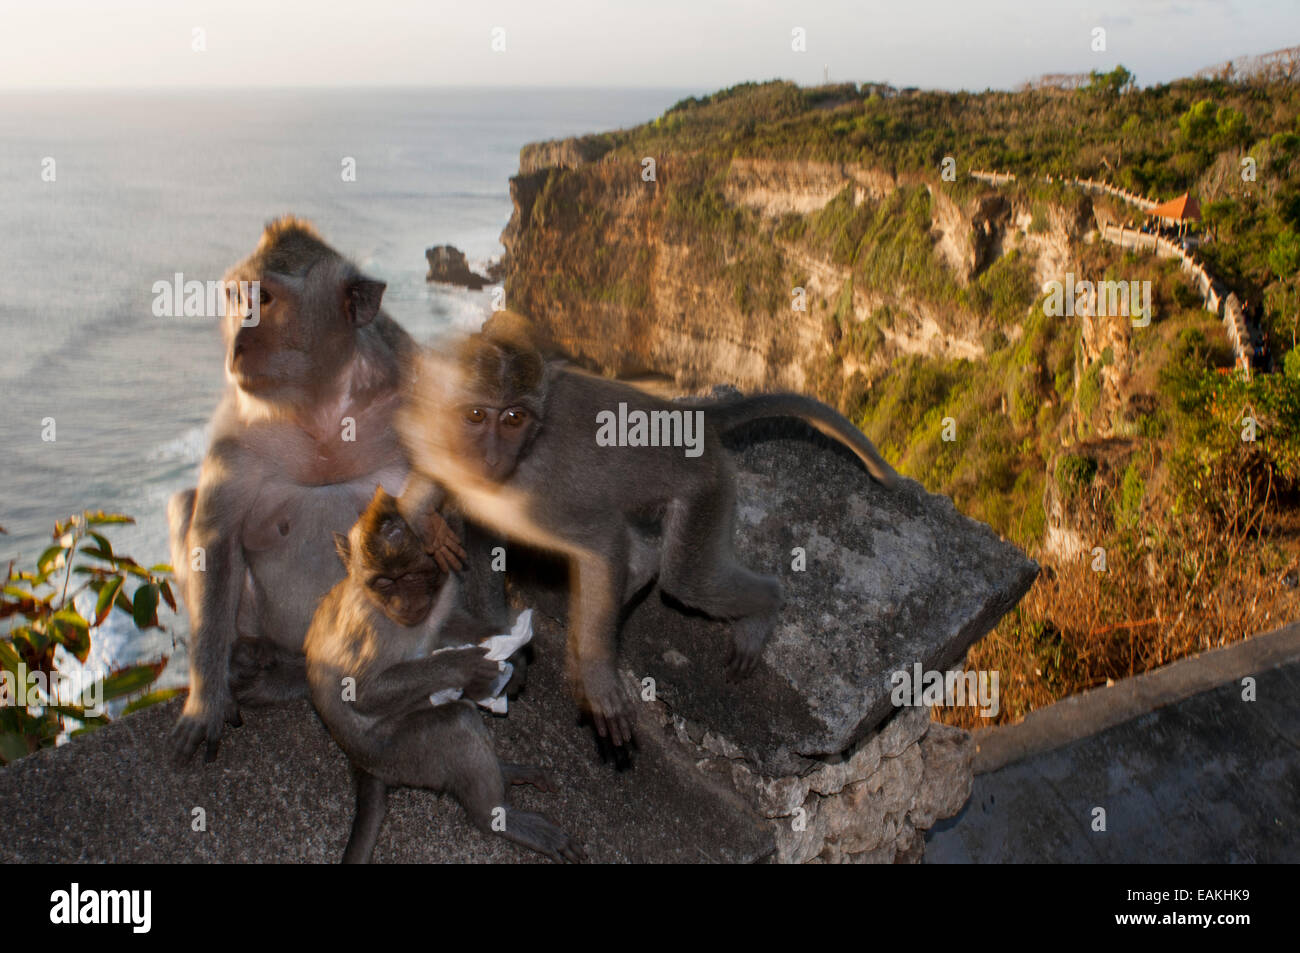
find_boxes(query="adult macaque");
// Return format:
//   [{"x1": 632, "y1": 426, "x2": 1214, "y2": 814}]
[
  {"x1": 397, "y1": 325, "x2": 898, "y2": 746},
  {"x1": 305, "y1": 488, "x2": 584, "y2": 864},
  {"x1": 166, "y1": 217, "x2": 469, "y2": 763}
]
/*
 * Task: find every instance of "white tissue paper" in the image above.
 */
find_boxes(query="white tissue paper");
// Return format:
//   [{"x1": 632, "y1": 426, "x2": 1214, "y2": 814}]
[{"x1": 428, "y1": 609, "x2": 534, "y2": 714}]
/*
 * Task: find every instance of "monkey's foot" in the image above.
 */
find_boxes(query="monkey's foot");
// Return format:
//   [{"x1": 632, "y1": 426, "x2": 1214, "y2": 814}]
[
  {"x1": 578, "y1": 661, "x2": 637, "y2": 747},
  {"x1": 500, "y1": 809, "x2": 587, "y2": 864},
  {"x1": 503, "y1": 650, "x2": 528, "y2": 698},
  {"x1": 230, "y1": 637, "x2": 308, "y2": 706},
  {"x1": 501, "y1": 763, "x2": 558, "y2": 793},
  {"x1": 725, "y1": 615, "x2": 774, "y2": 680},
  {"x1": 167, "y1": 694, "x2": 242, "y2": 765}
]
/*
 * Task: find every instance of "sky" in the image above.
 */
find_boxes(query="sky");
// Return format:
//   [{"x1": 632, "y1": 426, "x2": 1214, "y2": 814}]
[{"x1": 0, "y1": 0, "x2": 1296, "y2": 92}]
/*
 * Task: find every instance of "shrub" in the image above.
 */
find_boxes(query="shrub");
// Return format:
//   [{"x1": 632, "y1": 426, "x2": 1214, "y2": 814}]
[
  {"x1": 1056, "y1": 453, "x2": 1098, "y2": 497},
  {"x1": 0, "y1": 513, "x2": 176, "y2": 763}
]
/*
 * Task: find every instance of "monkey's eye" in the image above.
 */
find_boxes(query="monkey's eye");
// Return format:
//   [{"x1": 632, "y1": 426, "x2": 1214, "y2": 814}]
[
  {"x1": 259, "y1": 288, "x2": 273, "y2": 306},
  {"x1": 371, "y1": 576, "x2": 394, "y2": 592},
  {"x1": 464, "y1": 408, "x2": 487, "y2": 424},
  {"x1": 502, "y1": 408, "x2": 529, "y2": 428}
]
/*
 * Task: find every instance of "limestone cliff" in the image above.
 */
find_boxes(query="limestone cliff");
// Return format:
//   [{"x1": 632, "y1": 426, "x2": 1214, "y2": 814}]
[{"x1": 498, "y1": 139, "x2": 1090, "y2": 400}]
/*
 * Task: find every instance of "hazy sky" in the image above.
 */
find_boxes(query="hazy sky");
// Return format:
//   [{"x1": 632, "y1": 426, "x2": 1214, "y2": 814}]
[{"x1": 1, "y1": 0, "x2": 1295, "y2": 92}]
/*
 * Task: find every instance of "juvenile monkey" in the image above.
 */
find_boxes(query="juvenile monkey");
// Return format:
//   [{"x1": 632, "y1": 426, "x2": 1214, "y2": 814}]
[
  {"x1": 305, "y1": 488, "x2": 584, "y2": 864},
  {"x1": 167, "y1": 217, "x2": 471, "y2": 764},
  {"x1": 397, "y1": 325, "x2": 898, "y2": 746}
]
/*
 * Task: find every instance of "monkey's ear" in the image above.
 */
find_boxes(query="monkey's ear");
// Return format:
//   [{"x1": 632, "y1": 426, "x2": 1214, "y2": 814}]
[
  {"x1": 346, "y1": 277, "x2": 386, "y2": 327},
  {"x1": 333, "y1": 532, "x2": 351, "y2": 568}
]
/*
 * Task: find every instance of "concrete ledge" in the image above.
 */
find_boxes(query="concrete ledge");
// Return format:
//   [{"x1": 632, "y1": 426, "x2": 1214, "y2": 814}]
[{"x1": 973, "y1": 620, "x2": 1300, "y2": 774}]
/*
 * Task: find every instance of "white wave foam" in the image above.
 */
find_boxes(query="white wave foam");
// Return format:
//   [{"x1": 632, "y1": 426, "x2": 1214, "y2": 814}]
[{"x1": 148, "y1": 424, "x2": 210, "y2": 465}]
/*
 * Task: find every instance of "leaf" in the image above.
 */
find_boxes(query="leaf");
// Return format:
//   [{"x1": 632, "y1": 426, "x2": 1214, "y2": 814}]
[
  {"x1": 95, "y1": 576, "x2": 124, "y2": 625},
  {"x1": 0, "y1": 732, "x2": 30, "y2": 765},
  {"x1": 132, "y1": 583, "x2": 160, "y2": 630},
  {"x1": 47, "y1": 704, "x2": 109, "y2": 725},
  {"x1": 88, "y1": 532, "x2": 114, "y2": 557},
  {"x1": 67, "y1": 723, "x2": 108, "y2": 740},
  {"x1": 122, "y1": 686, "x2": 183, "y2": 715},
  {"x1": 148, "y1": 563, "x2": 173, "y2": 575},
  {"x1": 0, "y1": 641, "x2": 21, "y2": 671},
  {"x1": 85, "y1": 512, "x2": 133, "y2": 526},
  {"x1": 0, "y1": 595, "x2": 39, "y2": 621},
  {"x1": 36, "y1": 545, "x2": 64, "y2": 574},
  {"x1": 78, "y1": 545, "x2": 115, "y2": 563},
  {"x1": 51, "y1": 607, "x2": 88, "y2": 633},
  {"x1": 12, "y1": 625, "x2": 47, "y2": 656},
  {"x1": 101, "y1": 661, "x2": 164, "y2": 701},
  {"x1": 158, "y1": 579, "x2": 177, "y2": 613},
  {"x1": 51, "y1": 608, "x2": 91, "y2": 661}
]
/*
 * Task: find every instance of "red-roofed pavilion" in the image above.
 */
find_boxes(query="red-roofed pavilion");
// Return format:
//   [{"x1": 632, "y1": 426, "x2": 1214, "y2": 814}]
[{"x1": 1147, "y1": 193, "x2": 1202, "y2": 236}]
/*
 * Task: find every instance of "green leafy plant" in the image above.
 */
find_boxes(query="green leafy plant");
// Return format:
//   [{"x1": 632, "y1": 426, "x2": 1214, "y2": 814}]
[{"x1": 0, "y1": 512, "x2": 179, "y2": 763}]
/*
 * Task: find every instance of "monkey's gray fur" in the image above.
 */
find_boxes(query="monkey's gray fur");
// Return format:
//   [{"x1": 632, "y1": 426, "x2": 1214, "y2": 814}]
[
  {"x1": 304, "y1": 489, "x2": 583, "y2": 864},
  {"x1": 397, "y1": 324, "x2": 898, "y2": 746},
  {"x1": 166, "y1": 218, "x2": 491, "y2": 764}
]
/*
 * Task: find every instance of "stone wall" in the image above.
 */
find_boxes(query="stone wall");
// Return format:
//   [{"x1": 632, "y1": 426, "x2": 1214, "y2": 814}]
[
  {"x1": 662, "y1": 701, "x2": 974, "y2": 863},
  {"x1": 1100, "y1": 224, "x2": 1253, "y2": 372}
]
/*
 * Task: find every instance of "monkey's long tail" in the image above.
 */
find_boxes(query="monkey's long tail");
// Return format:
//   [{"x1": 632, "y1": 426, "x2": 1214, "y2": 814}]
[{"x1": 695, "y1": 393, "x2": 898, "y2": 488}]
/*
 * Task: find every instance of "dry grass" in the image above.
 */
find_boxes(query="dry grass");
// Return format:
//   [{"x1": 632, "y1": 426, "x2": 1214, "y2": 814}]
[{"x1": 935, "y1": 470, "x2": 1300, "y2": 730}]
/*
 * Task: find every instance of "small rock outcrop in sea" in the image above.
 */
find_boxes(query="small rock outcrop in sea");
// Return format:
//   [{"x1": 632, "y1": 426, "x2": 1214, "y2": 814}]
[{"x1": 425, "y1": 245, "x2": 493, "y2": 289}]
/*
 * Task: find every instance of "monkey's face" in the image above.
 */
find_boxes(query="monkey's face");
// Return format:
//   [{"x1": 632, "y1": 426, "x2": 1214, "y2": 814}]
[
  {"x1": 347, "y1": 500, "x2": 446, "y2": 627},
  {"x1": 365, "y1": 562, "x2": 443, "y2": 627},
  {"x1": 224, "y1": 271, "x2": 313, "y2": 396},
  {"x1": 222, "y1": 255, "x2": 385, "y2": 403},
  {"x1": 455, "y1": 402, "x2": 535, "y2": 482}
]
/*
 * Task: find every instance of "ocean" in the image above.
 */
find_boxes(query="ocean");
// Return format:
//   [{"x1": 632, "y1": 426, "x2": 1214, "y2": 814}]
[{"x1": 0, "y1": 86, "x2": 693, "y2": 687}]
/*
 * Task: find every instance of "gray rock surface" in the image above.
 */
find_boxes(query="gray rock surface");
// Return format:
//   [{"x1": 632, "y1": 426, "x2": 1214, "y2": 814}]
[
  {"x1": 517, "y1": 423, "x2": 1038, "y2": 774},
  {"x1": 0, "y1": 612, "x2": 772, "y2": 863}
]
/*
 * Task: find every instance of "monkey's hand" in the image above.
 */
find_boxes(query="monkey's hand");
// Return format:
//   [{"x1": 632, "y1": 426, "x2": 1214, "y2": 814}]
[
  {"x1": 168, "y1": 689, "x2": 243, "y2": 766},
  {"x1": 577, "y1": 659, "x2": 636, "y2": 747},
  {"x1": 415, "y1": 510, "x2": 466, "y2": 573},
  {"x1": 442, "y1": 646, "x2": 502, "y2": 700}
]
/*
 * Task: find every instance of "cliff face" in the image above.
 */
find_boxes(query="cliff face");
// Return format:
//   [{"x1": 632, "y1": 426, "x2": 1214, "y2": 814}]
[{"x1": 499, "y1": 142, "x2": 1088, "y2": 397}]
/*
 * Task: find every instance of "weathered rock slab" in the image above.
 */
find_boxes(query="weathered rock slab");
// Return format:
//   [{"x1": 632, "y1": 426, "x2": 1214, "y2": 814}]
[{"x1": 523, "y1": 424, "x2": 1037, "y2": 775}]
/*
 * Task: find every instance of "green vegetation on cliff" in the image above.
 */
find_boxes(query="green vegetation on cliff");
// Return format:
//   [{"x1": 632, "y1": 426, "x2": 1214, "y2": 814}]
[
  {"x1": 592, "y1": 71, "x2": 1300, "y2": 349},
  {"x1": 506, "y1": 71, "x2": 1300, "y2": 726}
]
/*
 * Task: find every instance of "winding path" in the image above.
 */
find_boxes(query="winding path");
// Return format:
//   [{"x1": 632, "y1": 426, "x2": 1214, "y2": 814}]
[{"x1": 971, "y1": 170, "x2": 1264, "y2": 375}]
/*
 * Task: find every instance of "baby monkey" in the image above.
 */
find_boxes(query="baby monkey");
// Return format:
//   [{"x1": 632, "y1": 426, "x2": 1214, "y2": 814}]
[{"x1": 304, "y1": 487, "x2": 584, "y2": 864}]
